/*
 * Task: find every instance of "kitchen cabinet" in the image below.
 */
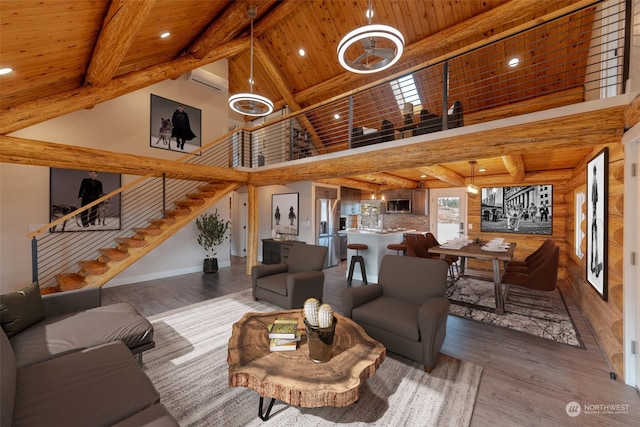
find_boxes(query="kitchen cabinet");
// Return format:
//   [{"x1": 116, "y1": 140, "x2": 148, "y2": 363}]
[
  {"x1": 340, "y1": 187, "x2": 361, "y2": 215},
  {"x1": 412, "y1": 189, "x2": 426, "y2": 215}
]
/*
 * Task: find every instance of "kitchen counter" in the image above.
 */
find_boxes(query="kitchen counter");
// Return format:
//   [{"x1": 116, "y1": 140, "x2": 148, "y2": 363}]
[{"x1": 346, "y1": 229, "x2": 415, "y2": 283}]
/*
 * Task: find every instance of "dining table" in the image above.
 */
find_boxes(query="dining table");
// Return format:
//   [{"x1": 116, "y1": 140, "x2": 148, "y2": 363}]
[{"x1": 428, "y1": 241, "x2": 516, "y2": 314}]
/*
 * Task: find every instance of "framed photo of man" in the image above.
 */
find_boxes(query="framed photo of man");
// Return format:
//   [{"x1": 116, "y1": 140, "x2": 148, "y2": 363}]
[
  {"x1": 150, "y1": 94, "x2": 201, "y2": 154},
  {"x1": 272, "y1": 193, "x2": 299, "y2": 236},
  {"x1": 50, "y1": 168, "x2": 121, "y2": 232},
  {"x1": 586, "y1": 147, "x2": 608, "y2": 300}
]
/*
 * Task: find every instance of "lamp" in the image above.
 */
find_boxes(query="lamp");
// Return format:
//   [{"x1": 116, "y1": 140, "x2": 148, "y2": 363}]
[
  {"x1": 337, "y1": 0, "x2": 404, "y2": 74},
  {"x1": 228, "y1": 6, "x2": 274, "y2": 117},
  {"x1": 466, "y1": 160, "x2": 478, "y2": 196}
]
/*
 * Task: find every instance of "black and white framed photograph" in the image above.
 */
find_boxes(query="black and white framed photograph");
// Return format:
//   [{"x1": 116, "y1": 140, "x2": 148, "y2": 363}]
[
  {"x1": 150, "y1": 94, "x2": 201, "y2": 153},
  {"x1": 586, "y1": 147, "x2": 608, "y2": 300},
  {"x1": 50, "y1": 168, "x2": 121, "y2": 232},
  {"x1": 272, "y1": 193, "x2": 299, "y2": 236},
  {"x1": 480, "y1": 185, "x2": 553, "y2": 235}
]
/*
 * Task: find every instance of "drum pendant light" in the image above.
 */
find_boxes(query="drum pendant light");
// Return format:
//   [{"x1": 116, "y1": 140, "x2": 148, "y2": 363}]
[{"x1": 228, "y1": 5, "x2": 274, "y2": 117}]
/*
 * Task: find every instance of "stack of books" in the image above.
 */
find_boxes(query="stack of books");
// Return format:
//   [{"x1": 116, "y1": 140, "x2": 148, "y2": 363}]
[{"x1": 267, "y1": 317, "x2": 301, "y2": 351}]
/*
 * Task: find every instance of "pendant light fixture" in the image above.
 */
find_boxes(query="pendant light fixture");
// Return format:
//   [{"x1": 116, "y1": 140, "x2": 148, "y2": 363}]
[
  {"x1": 228, "y1": 5, "x2": 274, "y2": 117},
  {"x1": 337, "y1": 0, "x2": 404, "y2": 74},
  {"x1": 467, "y1": 160, "x2": 479, "y2": 196}
]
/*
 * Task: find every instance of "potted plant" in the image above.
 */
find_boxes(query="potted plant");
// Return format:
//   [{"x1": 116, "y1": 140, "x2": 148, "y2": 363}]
[{"x1": 196, "y1": 209, "x2": 230, "y2": 273}]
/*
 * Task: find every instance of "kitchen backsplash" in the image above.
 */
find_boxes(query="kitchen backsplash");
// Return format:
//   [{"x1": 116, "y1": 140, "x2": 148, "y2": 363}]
[{"x1": 384, "y1": 214, "x2": 429, "y2": 232}]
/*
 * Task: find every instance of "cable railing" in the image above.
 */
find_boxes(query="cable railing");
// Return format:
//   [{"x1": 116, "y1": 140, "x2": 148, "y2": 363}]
[{"x1": 29, "y1": 0, "x2": 627, "y2": 289}]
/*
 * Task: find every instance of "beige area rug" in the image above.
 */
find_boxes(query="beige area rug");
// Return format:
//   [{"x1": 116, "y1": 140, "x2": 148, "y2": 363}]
[
  {"x1": 145, "y1": 290, "x2": 483, "y2": 426},
  {"x1": 447, "y1": 277, "x2": 584, "y2": 348}
]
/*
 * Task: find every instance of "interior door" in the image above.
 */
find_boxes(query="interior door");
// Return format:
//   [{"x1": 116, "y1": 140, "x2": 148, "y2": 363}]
[
  {"x1": 429, "y1": 188, "x2": 467, "y2": 243},
  {"x1": 230, "y1": 192, "x2": 248, "y2": 257}
]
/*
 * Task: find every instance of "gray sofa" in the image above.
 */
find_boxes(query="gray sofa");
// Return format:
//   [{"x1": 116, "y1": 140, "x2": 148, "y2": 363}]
[
  {"x1": 1, "y1": 283, "x2": 178, "y2": 427},
  {"x1": 252, "y1": 243, "x2": 328, "y2": 309},
  {"x1": 342, "y1": 255, "x2": 450, "y2": 372}
]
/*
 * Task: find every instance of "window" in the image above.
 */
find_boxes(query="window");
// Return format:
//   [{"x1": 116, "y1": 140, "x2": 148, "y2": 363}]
[{"x1": 390, "y1": 74, "x2": 421, "y2": 113}]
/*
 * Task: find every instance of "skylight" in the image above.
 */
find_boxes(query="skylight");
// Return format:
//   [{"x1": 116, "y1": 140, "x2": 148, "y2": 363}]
[{"x1": 390, "y1": 74, "x2": 421, "y2": 113}]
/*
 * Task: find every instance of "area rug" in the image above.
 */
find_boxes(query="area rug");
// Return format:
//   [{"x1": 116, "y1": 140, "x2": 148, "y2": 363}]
[
  {"x1": 446, "y1": 277, "x2": 584, "y2": 348},
  {"x1": 145, "y1": 290, "x2": 483, "y2": 426}
]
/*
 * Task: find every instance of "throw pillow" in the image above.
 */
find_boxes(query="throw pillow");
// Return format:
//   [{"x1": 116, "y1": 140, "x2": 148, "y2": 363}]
[{"x1": 0, "y1": 282, "x2": 45, "y2": 337}]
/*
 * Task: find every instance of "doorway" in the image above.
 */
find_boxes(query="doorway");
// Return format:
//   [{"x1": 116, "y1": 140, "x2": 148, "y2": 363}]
[
  {"x1": 429, "y1": 188, "x2": 468, "y2": 242},
  {"x1": 230, "y1": 192, "x2": 248, "y2": 257}
]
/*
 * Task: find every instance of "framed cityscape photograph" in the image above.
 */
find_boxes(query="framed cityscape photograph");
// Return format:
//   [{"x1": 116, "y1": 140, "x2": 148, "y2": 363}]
[
  {"x1": 150, "y1": 94, "x2": 201, "y2": 154},
  {"x1": 586, "y1": 147, "x2": 608, "y2": 300},
  {"x1": 480, "y1": 185, "x2": 553, "y2": 235},
  {"x1": 50, "y1": 168, "x2": 121, "y2": 232},
  {"x1": 272, "y1": 192, "x2": 299, "y2": 236}
]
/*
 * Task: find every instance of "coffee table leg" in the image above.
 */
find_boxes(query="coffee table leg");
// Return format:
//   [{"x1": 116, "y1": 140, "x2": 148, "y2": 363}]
[{"x1": 258, "y1": 396, "x2": 276, "y2": 421}]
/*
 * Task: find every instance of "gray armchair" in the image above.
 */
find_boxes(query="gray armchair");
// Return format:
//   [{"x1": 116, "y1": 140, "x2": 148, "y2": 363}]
[
  {"x1": 342, "y1": 255, "x2": 449, "y2": 372},
  {"x1": 252, "y1": 243, "x2": 328, "y2": 309}
]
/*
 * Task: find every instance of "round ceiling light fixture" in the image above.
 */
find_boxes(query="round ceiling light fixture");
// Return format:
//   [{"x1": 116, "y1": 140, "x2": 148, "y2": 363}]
[
  {"x1": 337, "y1": 0, "x2": 404, "y2": 74},
  {"x1": 228, "y1": 6, "x2": 274, "y2": 117}
]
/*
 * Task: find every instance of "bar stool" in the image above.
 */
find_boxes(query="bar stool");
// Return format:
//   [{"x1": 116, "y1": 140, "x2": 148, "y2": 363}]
[
  {"x1": 347, "y1": 243, "x2": 368, "y2": 286},
  {"x1": 387, "y1": 243, "x2": 407, "y2": 256}
]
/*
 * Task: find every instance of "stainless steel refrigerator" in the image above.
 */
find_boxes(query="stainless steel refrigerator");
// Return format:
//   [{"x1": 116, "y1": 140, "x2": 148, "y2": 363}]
[{"x1": 316, "y1": 198, "x2": 341, "y2": 268}]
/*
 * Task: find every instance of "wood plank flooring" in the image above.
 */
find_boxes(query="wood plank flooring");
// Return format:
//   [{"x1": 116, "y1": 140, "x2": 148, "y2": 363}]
[{"x1": 102, "y1": 256, "x2": 639, "y2": 426}]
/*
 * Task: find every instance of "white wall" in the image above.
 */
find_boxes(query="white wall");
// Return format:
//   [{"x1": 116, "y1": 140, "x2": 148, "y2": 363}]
[{"x1": 0, "y1": 62, "x2": 231, "y2": 292}]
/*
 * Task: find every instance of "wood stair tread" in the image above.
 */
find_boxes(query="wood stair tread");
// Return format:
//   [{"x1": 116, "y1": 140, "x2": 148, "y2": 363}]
[
  {"x1": 78, "y1": 260, "x2": 108, "y2": 275},
  {"x1": 148, "y1": 218, "x2": 176, "y2": 226},
  {"x1": 56, "y1": 273, "x2": 86, "y2": 291},
  {"x1": 198, "y1": 183, "x2": 226, "y2": 192},
  {"x1": 115, "y1": 237, "x2": 147, "y2": 248},
  {"x1": 98, "y1": 248, "x2": 130, "y2": 261},
  {"x1": 175, "y1": 199, "x2": 205, "y2": 207},
  {"x1": 186, "y1": 192, "x2": 211, "y2": 200},
  {"x1": 133, "y1": 227, "x2": 163, "y2": 236},
  {"x1": 166, "y1": 208, "x2": 190, "y2": 217}
]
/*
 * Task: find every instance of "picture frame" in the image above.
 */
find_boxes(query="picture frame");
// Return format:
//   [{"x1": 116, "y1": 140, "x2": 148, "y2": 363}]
[
  {"x1": 50, "y1": 168, "x2": 121, "y2": 232},
  {"x1": 480, "y1": 185, "x2": 553, "y2": 235},
  {"x1": 150, "y1": 94, "x2": 201, "y2": 154},
  {"x1": 586, "y1": 147, "x2": 608, "y2": 300},
  {"x1": 272, "y1": 193, "x2": 299, "y2": 236}
]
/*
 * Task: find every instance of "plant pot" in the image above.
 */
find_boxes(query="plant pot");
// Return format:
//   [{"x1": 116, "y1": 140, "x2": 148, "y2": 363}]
[
  {"x1": 203, "y1": 258, "x2": 218, "y2": 273},
  {"x1": 304, "y1": 317, "x2": 337, "y2": 363}
]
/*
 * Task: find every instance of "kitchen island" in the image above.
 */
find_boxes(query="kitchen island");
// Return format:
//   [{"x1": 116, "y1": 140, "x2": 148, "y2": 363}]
[{"x1": 346, "y1": 229, "x2": 415, "y2": 284}]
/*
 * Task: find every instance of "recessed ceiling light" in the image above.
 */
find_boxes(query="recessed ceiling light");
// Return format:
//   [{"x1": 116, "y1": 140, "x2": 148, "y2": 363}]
[
  {"x1": 0, "y1": 67, "x2": 13, "y2": 75},
  {"x1": 334, "y1": 113, "x2": 340, "y2": 119},
  {"x1": 508, "y1": 57, "x2": 519, "y2": 68},
  {"x1": 160, "y1": 32, "x2": 170, "y2": 39},
  {"x1": 420, "y1": 174, "x2": 427, "y2": 178},
  {"x1": 478, "y1": 168, "x2": 487, "y2": 172},
  {"x1": 298, "y1": 48, "x2": 306, "y2": 57}
]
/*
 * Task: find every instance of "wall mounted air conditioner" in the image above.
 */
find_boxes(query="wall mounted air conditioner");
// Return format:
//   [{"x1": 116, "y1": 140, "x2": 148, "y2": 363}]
[{"x1": 187, "y1": 68, "x2": 229, "y2": 93}]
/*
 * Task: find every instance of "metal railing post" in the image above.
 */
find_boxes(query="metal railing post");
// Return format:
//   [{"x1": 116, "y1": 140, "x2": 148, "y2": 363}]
[
  {"x1": 442, "y1": 61, "x2": 449, "y2": 130},
  {"x1": 31, "y1": 237, "x2": 38, "y2": 283},
  {"x1": 348, "y1": 96, "x2": 354, "y2": 149}
]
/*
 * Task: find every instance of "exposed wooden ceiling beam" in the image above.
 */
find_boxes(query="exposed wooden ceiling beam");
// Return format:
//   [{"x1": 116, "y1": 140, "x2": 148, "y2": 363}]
[
  {"x1": 294, "y1": 0, "x2": 596, "y2": 106},
  {"x1": 0, "y1": 136, "x2": 248, "y2": 183},
  {"x1": 351, "y1": 173, "x2": 418, "y2": 189},
  {"x1": 316, "y1": 178, "x2": 381, "y2": 193},
  {"x1": 187, "y1": 0, "x2": 277, "y2": 59},
  {"x1": 502, "y1": 155, "x2": 526, "y2": 181},
  {"x1": 247, "y1": 106, "x2": 625, "y2": 186},
  {"x1": 0, "y1": 37, "x2": 248, "y2": 135},
  {"x1": 253, "y1": 39, "x2": 326, "y2": 154},
  {"x1": 85, "y1": 0, "x2": 155, "y2": 87},
  {"x1": 419, "y1": 165, "x2": 465, "y2": 186}
]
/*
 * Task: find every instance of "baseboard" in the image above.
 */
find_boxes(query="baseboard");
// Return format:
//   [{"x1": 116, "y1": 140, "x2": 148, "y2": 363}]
[{"x1": 104, "y1": 260, "x2": 232, "y2": 287}]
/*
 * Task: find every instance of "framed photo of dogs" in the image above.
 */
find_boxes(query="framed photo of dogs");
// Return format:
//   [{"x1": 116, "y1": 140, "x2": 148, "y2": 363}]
[
  {"x1": 586, "y1": 147, "x2": 608, "y2": 301},
  {"x1": 150, "y1": 94, "x2": 201, "y2": 154},
  {"x1": 50, "y1": 168, "x2": 121, "y2": 232},
  {"x1": 480, "y1": 185, "x2": 553, "y2": 235}
]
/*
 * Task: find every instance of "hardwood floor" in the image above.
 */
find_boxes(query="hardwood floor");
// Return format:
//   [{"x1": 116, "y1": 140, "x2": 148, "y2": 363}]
[{"x1": 102, "y1": 256, "x2": 639, "y2": 426}]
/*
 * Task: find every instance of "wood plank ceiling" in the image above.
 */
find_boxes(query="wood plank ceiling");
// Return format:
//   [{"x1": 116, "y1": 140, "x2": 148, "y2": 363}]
[{"x1": 0, "y1": 0, "x2": 616, "y2": 190}]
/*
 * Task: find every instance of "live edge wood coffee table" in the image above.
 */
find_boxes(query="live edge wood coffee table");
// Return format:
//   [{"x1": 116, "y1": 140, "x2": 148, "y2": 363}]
[{"x1": 227, "y1": 309, "x2": 385, "y2": 421}]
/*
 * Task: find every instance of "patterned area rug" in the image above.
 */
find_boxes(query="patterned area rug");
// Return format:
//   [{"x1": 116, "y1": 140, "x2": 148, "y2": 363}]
[
  {"x1": 145, "y1": 290, "x2": 483, "y2": 426},
  {"x1": 447, "y1": 277, "x2": 584, "y2": 348}
]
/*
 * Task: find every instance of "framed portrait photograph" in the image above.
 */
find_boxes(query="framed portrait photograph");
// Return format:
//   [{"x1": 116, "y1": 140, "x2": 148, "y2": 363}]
[
  {"x1": 586, "y1": 147, "x2": 608, "y2": 300},
  {"x1": 50, "y1": 168, "x2": 121, "y2": 232},
  {"x1": 480, "y1": 185, "x2": 553, "y2": 235},
  {"x1": 150, "y1": 94, "x2": 201, "y2": 154},
  {"x1": 272, "y1": 193, "x2": 299, "y2": 236}
]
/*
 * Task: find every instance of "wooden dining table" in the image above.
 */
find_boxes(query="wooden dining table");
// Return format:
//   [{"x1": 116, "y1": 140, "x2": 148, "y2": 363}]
[{"x1": 428, "y1": 242, "x2": 516, "y2": 314}]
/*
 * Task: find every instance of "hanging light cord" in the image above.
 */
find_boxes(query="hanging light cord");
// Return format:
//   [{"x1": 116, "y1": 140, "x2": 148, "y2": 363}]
[{"x1": 249, "y1": 16, "x2": 254, "y2": 94}]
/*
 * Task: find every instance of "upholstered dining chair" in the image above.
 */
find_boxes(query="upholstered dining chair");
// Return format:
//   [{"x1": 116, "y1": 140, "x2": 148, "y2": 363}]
[
  {"x1": 342, "y1": 255, "x2": 450, "y2": 373},
  {"x1": 506, "y1": 239, "x2": 555, "y2": 270},
  {"x1": 251, "y1": 243, "x2": 328, "y2": 309},
  {"x1": 424, "y1": 233, "x2": 459, "y2": 282},
  {"x1": 502, "y1": 244, "x2": 560, "y2": 292}
]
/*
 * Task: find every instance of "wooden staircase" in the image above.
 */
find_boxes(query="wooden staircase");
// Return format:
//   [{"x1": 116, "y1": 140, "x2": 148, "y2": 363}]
[{"x1": 47, "y1": 182, "x2": 240, "y2": 293}]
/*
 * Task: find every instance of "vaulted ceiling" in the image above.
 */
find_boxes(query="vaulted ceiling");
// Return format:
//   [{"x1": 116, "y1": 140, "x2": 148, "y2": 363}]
[{"x1": 0, "y1": 0, "x2": 624, "y2": 190}]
